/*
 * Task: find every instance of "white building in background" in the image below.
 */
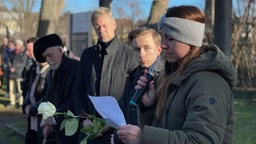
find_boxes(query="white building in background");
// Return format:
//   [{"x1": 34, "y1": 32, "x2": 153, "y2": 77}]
[{"x1": 0, "y1": 0, "x2": 21, "y2": 37}]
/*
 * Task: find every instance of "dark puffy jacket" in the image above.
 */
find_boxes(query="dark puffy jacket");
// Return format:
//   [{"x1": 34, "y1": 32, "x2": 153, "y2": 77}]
[{"x1": 139, "y1": 45, "x2": 237, "y2": 144}]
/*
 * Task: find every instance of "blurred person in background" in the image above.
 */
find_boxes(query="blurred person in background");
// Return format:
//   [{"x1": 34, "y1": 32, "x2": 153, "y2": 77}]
[
  {"x1": 22, "y1": 37, "x2": 52, "y2": 144},
  {"x1": 2, "y1": 39, "x2": 15, "y2": 98},
  {"x1": 61, "y1": 36, "x2": 80, "y2": 61},
  {"x1": 0, "y1": 37, "x2": 8, "y2": 88},
  {"x1": 7, "y1": 39, "x2": 27, "y2": 108}
]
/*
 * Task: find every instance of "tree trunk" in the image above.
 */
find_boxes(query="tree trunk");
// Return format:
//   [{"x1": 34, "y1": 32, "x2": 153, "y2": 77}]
[
  {"x1": 146, "y1": 0, "x2": 169, "y2": 27},
  {"x1": 99, "y1": 0, "x2": 112, "y2": 8},
  {"x1": 205, "y1": 0, "x2": 215, "y2": 44},
  {"x1": 37, "y1": 0, "x2": 65, "y2": 37},
  {"x1": 214, "y1": 0, "x2": 232, "y2": 58}
]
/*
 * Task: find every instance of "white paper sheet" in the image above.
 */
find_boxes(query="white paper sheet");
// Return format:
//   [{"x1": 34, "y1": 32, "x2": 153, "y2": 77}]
[{"x1": 88, "y1": 95, "x2": 127, "y2": 129}]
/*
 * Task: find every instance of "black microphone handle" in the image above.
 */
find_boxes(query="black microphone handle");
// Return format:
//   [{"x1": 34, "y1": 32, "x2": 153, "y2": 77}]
[{"x1": 129, "y1": 74, "x2": 155, "y2": 107}]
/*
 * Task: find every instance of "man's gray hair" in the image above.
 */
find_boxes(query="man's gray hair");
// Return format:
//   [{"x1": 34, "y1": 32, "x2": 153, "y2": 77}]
[{"x1": 91, "y1": 7, "x2": 115, "y2": 23}]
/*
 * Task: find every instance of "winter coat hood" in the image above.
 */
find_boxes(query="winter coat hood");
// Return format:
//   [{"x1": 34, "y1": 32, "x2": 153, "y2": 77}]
[{"x1": 173, "y1": 45, "x2": 237, "y2": 89}]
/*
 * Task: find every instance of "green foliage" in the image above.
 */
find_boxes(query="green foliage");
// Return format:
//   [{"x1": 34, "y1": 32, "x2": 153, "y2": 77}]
[
  {"x1": 80, "y1": 117, "x2": 106, "y2": 140},
  {"x1": 60, "y1": 119, "x2": 66, "y2": 131},
  {"x1": 65, "y1": 118, "x2": 79, "y2": 136},
  {"x1": 58, "y1": 109, "x2": 107, "y2": 143},
  {"x1": 59, "y1": 110, "x2": 79, "y2": 136},
  {"x1": 80, "y1": 136, "x2": 89, "y2": 144},
  {"x1": 67, "y1": 110, "x2": 76, "y2": 117}
]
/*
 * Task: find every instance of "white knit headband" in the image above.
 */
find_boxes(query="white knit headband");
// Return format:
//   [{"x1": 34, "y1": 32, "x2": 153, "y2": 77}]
[{"x1": 158, "y1": 15, "x2": 205, "y2": 47}]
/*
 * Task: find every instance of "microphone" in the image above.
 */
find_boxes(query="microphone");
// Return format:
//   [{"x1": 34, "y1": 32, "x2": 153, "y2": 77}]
[{"x1": 129, "y1": 56, "x2": 163, "y2": 107}]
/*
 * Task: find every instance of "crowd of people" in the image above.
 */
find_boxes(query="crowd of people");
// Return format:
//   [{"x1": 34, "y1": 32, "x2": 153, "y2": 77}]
[
  {"x1": 0, "y1": 5, "x2": 237, "y2": 144},
  {"x1": 0, "y1": 38, "x2": 27, "y2": 108}
]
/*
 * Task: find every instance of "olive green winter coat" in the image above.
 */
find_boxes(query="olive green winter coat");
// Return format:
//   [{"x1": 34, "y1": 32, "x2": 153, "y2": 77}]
[{"x1": 139, "y1": 45, "x2": 237, "y2": 144}]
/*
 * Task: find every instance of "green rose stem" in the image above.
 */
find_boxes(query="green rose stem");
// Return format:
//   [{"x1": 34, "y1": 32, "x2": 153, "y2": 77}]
[
  {"x1": 55, "y1": 111, "x2": 106, "y2": 123},
  {"x1": 57, "y1": 110, "x2": 109, "y2": 144},
  {"x1": 38, "y1": 102, "x2": 110, "y2": 144}
]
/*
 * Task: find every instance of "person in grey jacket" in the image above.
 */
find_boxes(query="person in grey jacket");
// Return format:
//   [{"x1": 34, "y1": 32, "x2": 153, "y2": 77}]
[
  {"x1": 8, "y1": 39, "x2": 27, "y2": 108},
  {"x1": 116, "y1": 5, "x2": 237, "y2": 144},
  {"x1": 72, "y1": 7, "x2": 138, "y2": 144}
]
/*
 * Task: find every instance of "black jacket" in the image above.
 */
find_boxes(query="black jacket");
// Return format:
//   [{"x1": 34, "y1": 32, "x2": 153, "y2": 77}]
[
  {"x1": 22, "y1": 59, "x2": 37, "y2": 113},
  {"x1": 113, "y1": 67, "x2": 145, "y2": 144},
  {"x1": 22, "y1": 61, "x2": 50, "y2": 114},
  {"x1": 31, "y1": 56, "x2": 79, "y2": 144},
  {"x1": 119, "y1": 67, "x2": 146, "y2": 125}
]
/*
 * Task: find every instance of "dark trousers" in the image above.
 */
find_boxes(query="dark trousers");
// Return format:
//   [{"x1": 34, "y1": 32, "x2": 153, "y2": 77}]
[
  {"x1": 56, "y1": 127, "x2": 79, "y2": 144},
  {"x1": 25, "y1": 116, "x2": 40, "y2": 144},
  {"x1": 25, "y1": 129, "x2": 37, "y2": 144},
  {"x1": 25, "y1": 116, "x2": 48, "y2": 144}
]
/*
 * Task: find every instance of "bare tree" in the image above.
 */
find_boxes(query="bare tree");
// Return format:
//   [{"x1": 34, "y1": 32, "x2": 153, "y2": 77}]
[
  {"x1": 231, "y1": 0, "x2": 256, "y2": 89},
  {"x1": 146, "y1": 0, "x2": 169, "y2": 28},
  {"x1": 3, "y1": 0, "x2": 39, "y2": 38},
  {"x1": 112, "y1": 0, "x2": 142, "y2": 42},
  {"x1": 128, "y1": 0, "x2": 140, "y2": 30},
  {"x1": 37, "y1": 0, "x2": 65, "y2": 37}
]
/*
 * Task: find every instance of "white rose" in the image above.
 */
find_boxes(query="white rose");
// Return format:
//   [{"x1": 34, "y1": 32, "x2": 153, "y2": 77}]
[{"x1": 38, "y1": 101, "x2": 56, "y2": 119}]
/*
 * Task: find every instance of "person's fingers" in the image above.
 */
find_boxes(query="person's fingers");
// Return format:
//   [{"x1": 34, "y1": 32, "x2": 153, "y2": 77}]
[
  {"x1": 149, "y1": 81, "x2": 155, "y2": 89},
  {"x1": 135, "y1": 76, "x2": 148, "y2": 90},
  {"x1": 134, "y1": 84, "x2": 142, "y2": 90}
]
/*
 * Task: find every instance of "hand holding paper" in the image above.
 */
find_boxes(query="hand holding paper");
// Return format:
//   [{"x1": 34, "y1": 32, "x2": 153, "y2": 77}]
[{"x1": 88, "y1": 95, "x2": 127, "y2": 129}]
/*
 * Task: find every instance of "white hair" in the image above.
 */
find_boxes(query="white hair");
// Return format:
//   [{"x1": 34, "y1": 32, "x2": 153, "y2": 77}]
[{"x1": 15, "y1": 39, "x2": 24, "y2": 46}]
